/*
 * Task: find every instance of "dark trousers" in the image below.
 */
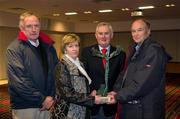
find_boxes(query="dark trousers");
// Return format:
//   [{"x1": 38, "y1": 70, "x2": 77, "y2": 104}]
[
  {"x1": 91, "y1": 107, "x2": 114, "y2": 119},
  {"x1": 120, "y1": 103, "x2": 143, "y2": 119}
]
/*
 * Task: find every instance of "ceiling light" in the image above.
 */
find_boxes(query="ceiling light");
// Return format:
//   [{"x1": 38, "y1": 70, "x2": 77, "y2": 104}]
[
  {"x1": 122, "y1": 8, "x2": 130, "y2": 11},
  {"x1": 65, "y1": 12, "x2": 78, "y2": 15},
  {"x1": 84, "y1": 11, "x2": 92, "y2": 14},
  {"x1": 131, "y1": 10, "x2": 143, "y2": 16},
  {"x1": 138, "y1": 6, "x2": 155, "y2": 10},
  {"x1": 170, "y1": 4, "x2": 175, "y2": 7},
  {"x1": 165, "y1": 4, "x2": 170, "y2": 7},
  {"x1": 93, "y1": 21, "x2": 99, "y2": 23},
  {"x1": 98, "y1": 9, "x2": 112, "y2": 13},
  {"x1": 165, "y1": 4, "x2": 175, "y2": 7},
  {"x1": 53, "y1": 13, "x2": 60, "y2": 17}
]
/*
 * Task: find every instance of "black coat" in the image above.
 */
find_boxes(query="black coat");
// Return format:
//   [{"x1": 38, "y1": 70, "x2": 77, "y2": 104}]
[
  {"x1": 114, "y1": 37, "x2": 170, "y2": 119},
  {"x1": 81, "y1": 44, "x2": 126, "y2": 117},
  {"x1": 52, "y1": 56, "x2": 95, "y2": 119}
]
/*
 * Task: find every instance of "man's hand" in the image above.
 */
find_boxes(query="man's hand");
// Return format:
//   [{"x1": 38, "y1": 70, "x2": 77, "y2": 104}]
[
  {"x1": 40, "y1": 96, "x2": 54, "y2": 111},
  {"x1": 107, "y1": 91, "x2": 117, "y2": 104},
  {"x1": 107, "y1": 95, "x2": 116, "y2": 104},
  {"x1": 108, "y1": 91, "x2": 117, "y2": 96}
]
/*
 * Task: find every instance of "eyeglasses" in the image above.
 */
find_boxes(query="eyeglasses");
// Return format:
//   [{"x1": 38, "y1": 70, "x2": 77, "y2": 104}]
[{"x1": 24, "y1": 24, "x2": 40, "y2": 30}]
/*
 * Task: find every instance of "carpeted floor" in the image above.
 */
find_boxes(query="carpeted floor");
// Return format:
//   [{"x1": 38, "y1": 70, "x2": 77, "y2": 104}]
[
  {"x1": 0, "y1": 96, "x2": 10, "y2": 112},
  {"x1": 0, "y1": 86, "x2": 11, "y2": 119},
  {"x1": 165, "y1": 76, "x2": 180, "y2": 119},
  {"x1": 0, "y1": 76, "x2": 179, "y2": 119}
]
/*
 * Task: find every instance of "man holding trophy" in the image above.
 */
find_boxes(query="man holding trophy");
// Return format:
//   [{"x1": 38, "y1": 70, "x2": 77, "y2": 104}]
[
  {"x1": 81, "y1": 22, "x2": 126, "y2": 119},
  {"x1": 107, "y1": 19, "x2": 170, "y2": 119}
]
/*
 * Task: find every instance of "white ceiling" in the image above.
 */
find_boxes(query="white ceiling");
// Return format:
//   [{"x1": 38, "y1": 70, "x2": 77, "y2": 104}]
[{"x1": 0, "y1": 0, "x2": 180, "y2": 23}]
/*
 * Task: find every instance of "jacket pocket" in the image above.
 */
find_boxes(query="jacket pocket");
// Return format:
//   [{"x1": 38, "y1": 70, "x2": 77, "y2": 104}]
[{"x1": 123, "y1": 103, "x2": 143, "y2": 119}]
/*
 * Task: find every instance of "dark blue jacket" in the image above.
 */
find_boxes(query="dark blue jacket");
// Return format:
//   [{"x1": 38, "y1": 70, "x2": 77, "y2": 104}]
[
  {"x1": 114, "y1": 37, "x2": 171, "y2": 119},
  {"x1": 6, "y1": 32, "x2": 58, "y2": 109}
]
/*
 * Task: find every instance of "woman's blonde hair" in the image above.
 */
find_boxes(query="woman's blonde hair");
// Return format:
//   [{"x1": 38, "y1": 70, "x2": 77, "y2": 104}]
[{"x1": 61, "y1": 33, "x2": 80, "y2": 54}]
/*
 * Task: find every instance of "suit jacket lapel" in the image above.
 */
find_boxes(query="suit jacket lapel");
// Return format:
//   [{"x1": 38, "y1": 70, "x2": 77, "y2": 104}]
[
  {"x1": 91, "y1": 44, "x2": 106, "y2": 73},
  {"x1": 109, "y1": 45, "x2": 116, "y2": 65}
]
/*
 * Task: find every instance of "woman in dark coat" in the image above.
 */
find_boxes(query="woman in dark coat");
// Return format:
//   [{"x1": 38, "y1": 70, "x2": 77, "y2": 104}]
[{"x1": 51, "y1": 34, "x2": 101, "y2": 119}]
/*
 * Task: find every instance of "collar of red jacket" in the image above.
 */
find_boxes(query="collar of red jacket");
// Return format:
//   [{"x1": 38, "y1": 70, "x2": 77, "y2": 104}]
[{"x1": 18, "y1": 31, "x2": 54, "y2": 45}]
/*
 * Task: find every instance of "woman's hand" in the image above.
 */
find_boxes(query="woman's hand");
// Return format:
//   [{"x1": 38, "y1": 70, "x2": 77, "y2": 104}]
[{"x1": 90, "y1": 90, "x2": 97, "y2": 96}]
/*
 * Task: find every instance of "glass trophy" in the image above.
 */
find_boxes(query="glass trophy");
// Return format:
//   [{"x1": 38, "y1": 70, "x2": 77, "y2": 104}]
[{"x1": 97, "y1": 84, "x2": 110, "y2": 103}]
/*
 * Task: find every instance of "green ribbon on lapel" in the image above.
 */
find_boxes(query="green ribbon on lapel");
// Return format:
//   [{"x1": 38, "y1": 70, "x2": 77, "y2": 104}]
[{"x1": 91, "y1": 46, "x2": 122, "y2": 96}]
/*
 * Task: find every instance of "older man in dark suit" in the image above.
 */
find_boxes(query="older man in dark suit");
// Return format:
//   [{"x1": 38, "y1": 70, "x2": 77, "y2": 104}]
[
  {"x1": 81, "y1": 22, "x2": 126, "y2": 119},
  {"x1": 108, "y1": 18, "x2": 171, "y2": 119}
]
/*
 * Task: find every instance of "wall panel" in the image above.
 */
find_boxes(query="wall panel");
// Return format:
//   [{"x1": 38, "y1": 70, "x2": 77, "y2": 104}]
[
  {"x1": 0, "y1": 27, "x2": 18, "y2": 79},
  {"x1": 0, "y1": 28, "x2": 180, "y2": 80}
]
